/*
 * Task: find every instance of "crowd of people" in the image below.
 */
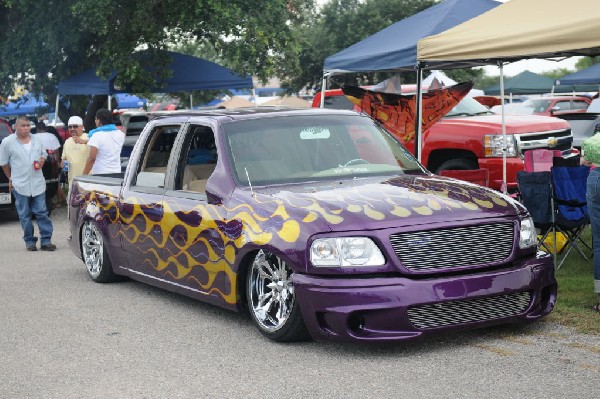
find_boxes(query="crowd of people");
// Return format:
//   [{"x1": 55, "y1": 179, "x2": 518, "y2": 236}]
[{"x1": 0, "y1": 108, "x2": 124, "y2": 251}]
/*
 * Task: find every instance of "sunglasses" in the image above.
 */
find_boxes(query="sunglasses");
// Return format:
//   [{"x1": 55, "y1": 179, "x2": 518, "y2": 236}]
[{"x1": 68, "y1": 125, "x2": 80, "y2": 129}]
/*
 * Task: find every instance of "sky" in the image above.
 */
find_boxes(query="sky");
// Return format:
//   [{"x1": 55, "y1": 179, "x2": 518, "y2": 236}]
[{"x1": 481, "y1": 57, "x2": 581, "y2": 77}]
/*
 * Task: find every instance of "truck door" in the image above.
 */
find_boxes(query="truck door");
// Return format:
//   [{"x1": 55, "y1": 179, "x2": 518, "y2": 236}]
[
  {"x1": 160, "y1": 124, "x2": 231, "y2": 306},
  {"x1": 119, "y1": 122, "x2": 181, "y2": 277}
]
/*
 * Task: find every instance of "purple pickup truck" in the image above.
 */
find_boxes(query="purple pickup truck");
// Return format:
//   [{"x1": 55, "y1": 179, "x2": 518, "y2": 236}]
[{"x1": 68, "y1": 108, "x2": 556, "y2": 342}]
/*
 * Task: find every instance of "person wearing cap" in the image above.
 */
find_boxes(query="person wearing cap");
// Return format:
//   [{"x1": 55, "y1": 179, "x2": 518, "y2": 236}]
[
  {"x1": 82, "y1": 108, "x2": 124, "y2": 175},
  {"x1": 61, "y1": 116, "x2": 90, "y2": 187}
]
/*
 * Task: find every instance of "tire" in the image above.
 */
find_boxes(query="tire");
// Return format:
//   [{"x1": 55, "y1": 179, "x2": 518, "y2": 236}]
[
  {"x1": 246, "y1": 250, "x2": 310, "y2": 342},
  {"x1": 81, "y1": 221, "x2": 119, "y2": 283},
  {"x1": 435, "y1": 158, "x2": 478, "y2": 172}
]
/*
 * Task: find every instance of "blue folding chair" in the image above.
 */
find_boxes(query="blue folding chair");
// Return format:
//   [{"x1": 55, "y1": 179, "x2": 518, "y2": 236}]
[{"x1": 550, "y1": 165, "x2": 592, "y2": 268}]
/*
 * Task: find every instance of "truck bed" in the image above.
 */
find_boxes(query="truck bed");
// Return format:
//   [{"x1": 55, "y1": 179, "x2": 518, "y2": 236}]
[{"x1": 74, "y1": 173, "x2": 125, "y2": 186}]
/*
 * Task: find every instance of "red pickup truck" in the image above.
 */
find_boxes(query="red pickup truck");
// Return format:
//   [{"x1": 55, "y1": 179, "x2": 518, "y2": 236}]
[{"x1": 313, "y1": 89, "x2": 573, "y2": 191}]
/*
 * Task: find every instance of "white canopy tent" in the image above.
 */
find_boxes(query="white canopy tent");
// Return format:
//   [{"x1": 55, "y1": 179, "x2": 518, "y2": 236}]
[{"x1": 417, "y1": 0, "x2": 600, "y2": 192}]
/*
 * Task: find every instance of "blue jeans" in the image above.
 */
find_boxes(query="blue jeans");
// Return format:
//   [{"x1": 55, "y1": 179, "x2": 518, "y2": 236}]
[
  {"x1": 586, "y1": 168, "x2": 600, "y2": 293},
  {"x1": 13, "y1": 190, "x2": 53, "y2": 247}
]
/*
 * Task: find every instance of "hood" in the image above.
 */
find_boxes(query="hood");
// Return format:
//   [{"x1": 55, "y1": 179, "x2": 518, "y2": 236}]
[
  {"x1": 245, "y1": 174, "x2": 525, "y2": 233},
  {"x1": 440, "y1": 114, "x2": 569, "y2": 133}
]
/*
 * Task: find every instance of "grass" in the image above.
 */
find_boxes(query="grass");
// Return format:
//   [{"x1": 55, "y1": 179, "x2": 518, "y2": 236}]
[{"x1": 544, "y1": 227, "x2": 600, "y2": 335}]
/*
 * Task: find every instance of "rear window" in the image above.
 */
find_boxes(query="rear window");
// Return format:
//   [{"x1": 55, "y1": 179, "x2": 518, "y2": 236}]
[
  {"x1": 126, "y1": 115, "x2": 149, "y2": 136},
  {"x1": 323, "y1": 95, "x2": 355, "y2": 110}
]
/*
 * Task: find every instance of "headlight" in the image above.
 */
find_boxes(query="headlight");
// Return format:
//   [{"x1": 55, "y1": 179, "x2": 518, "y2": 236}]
[
  {"x1": 310, "y1": 237, "x2": 385, "y2": 267},
  {"x1": 484, "y1": 134, "x2": 517, "y2": 157},
  {"x1": 519, "y1": 217, "x2": 537, "y2": 249}
]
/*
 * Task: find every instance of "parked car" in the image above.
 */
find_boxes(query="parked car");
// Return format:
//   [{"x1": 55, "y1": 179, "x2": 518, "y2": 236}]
[
  {"x1": 68, "y1": 108, "x2": 556, "y2": 343},
  {"x1": 494, "y1": 96, "x2": 591, "y2": 117},
  {"x1": 556, "y1": 98, "x2": 600, "y2": 149},
  {"x1": 0, "y1": 119, "x2": 14, "y2": 212}
]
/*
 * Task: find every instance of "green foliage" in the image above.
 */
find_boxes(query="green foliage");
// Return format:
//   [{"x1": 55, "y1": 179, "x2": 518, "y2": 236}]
[
  {"x1": 575, "y1": 56, "x2": 600, "y2": 71},
  {"x1": 280, "y1": 0, "x2": 436, "y2": 92},
  {"x1": 539, "y1": 68, "x2": 576, "y2": 80},
  {"x1": 0, "y1": 0, "x2": 315, "y2": 119},
  {"x1": 548, "y1": 227, "x2": 600, "y2": 335}
]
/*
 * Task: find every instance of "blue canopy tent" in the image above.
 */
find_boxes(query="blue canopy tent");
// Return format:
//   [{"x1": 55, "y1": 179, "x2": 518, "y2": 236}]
[
  {"x1": 0, "y1": 95, "x2": 52, "y2": 117},
  {"x1": 554, "y1": 63, "x2": 600, "y2": 93},
  {"x1": 320, "y1": 0, "x2": 501, "y2": 162},
  {"x1": 57, "y1": 51, "x2": 253, "y2": 110},
  {"x1": 323, "y1": 0, "x2": 500, "y2": 73}
]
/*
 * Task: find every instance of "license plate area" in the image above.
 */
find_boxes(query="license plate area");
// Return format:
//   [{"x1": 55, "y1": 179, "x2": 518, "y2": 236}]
[{"x1": 0, "y1": 192, "x2": 12, "y2": 204}]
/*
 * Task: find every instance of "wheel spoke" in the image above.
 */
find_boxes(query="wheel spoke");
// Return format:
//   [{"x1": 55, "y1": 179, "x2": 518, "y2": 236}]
[
  {"x1": 248, "y1": 250, "x2": 297, "y2": 333},
  {"x1": 82, "y1": 222, "x2": 104, "y2": 278}
]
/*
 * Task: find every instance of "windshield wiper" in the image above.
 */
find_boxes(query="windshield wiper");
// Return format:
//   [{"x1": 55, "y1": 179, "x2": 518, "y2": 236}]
[{"x1": 446, "y1": 112, "x2": 475, "y2": 117}]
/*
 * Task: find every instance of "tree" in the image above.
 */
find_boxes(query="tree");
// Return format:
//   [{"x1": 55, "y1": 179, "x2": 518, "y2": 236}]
[
  {"x1": 575, "y1": 56, "x2": 600, "y2": 71},
  {"x1": 0, "y1": 0, "x2": 314, "y2": 123},
  {"x1": 283, "y1": 0, "x2": 523, "y2": 93}
]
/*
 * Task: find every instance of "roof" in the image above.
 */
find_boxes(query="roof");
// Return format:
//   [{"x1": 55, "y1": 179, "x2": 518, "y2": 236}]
[
  {"x1": 58, "y1": 52, "x2": 253, "y2": 95},
  {"x1": 556, "y1": 63, "x2": 600, "y2": 86},
  {"x1": 149, "y1": 107, "x2": 356, "y2": 123},
  {"x1": 323, "y1": 0, "x2": 500, "y2": 73},
  {"x1": 418, "y1": 0, "x2": 600, "y2": 67}
]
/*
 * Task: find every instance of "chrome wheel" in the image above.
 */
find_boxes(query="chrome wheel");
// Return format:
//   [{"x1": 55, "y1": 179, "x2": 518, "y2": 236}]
[
  {"x1": 82, "y1": 221, "x2": 104, "y2": 279},
  {"x1": 248, "y1": 250, "x2": 295, "y2": 332}
]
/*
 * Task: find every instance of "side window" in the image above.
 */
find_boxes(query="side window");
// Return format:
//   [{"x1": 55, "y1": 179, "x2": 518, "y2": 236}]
[
  {"x1": 554, "y1": 101, "x2": 570, "y2": 111},
  {"x1": 572, "y1": 100, "x2": 589, "y2": 110},
  {"x1": 134, "y1": 125, "x2": 180, "y2": 188},
  {"x1": 176, "y1": 125, "x2": 217, "y2": 192}
]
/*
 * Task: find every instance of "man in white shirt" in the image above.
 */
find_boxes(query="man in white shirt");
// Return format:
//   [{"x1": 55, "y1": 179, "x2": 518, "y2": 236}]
[
  {"x1": 0, "y1": 116, "x2": 56, "y2": 251},
  {"x1": 34, "y1": 122, "x2": 61, "y2": 152},
  {"x1": 83, "y1": 108, "x2": 125, "y2": 175}
]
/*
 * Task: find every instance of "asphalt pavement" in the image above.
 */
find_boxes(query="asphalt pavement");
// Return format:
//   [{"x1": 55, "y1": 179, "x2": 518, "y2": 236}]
[{"x1": 0, "y1": 206, "x2": 599, "y2": 398}]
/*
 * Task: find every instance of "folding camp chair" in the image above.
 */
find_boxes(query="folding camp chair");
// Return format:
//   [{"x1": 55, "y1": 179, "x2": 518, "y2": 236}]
[
  {"x1": 517, "y1": 167, "x2": 591, "y2": 268},
  {"x1": 516, "y1": 171, "x2": 554, "y2": 253},
  {"x1": 438, "y1": 168, "x2": 489, "y2": 187},
  {"x1": 550, "y1": 165, "x2": 592, "y2": 268}
]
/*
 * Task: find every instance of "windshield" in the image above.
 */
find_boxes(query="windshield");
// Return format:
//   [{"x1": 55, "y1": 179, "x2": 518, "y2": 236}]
[
  {"x1": 446, "y1": 97, "x2": 492, "y2": 117},
  {"x1": 521, "y1": 99, "x2": 552, "y2": 113},
  {"x1": 224, "y1": 114, "x2": 425, "y2": 186}
]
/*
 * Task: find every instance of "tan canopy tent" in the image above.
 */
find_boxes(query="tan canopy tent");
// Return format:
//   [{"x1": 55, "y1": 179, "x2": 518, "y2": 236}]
[
  {"x1": 417, "y1": 0, "x2": 600, "y2": 66},
  {"x1": 416, "y1": 0, "x2": 600, "y2": 192}
]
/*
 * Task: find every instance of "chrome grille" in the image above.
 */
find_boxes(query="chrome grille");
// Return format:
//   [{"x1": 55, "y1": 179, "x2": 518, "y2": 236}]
[
  {"x1": 390, "y1": 223, "x2": 514, "y2": 272},
  {"x1": 407, "y1": 291, "x2": 532, "y2": 329},
  {"x1": 515, "y1": 128, "x2": 572, "y2": 155}
]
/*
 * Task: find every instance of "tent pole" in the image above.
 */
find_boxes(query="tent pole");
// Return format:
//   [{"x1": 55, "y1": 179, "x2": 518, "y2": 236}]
[
  {"x1": 415, "y1": 66, "x2": 423, "y2": 163},
  {"x1": 54, "y1": 95, "x2": 60, "y2": 126},
  {"x1": 108, "y1": 95, "x2": 112, "y2": 111},
  {"x1": 320, "y1": 74, "x2": 328, "y2": 109},
  {"x1": 190, "y1": 93, "x2": 193, "y2": 109},
  {"x1": 252, "y1": 88, "x2": 257, "y2": 106},
  {"x1": 499, "y1": 62, "x2": 507, "y2": 194}
]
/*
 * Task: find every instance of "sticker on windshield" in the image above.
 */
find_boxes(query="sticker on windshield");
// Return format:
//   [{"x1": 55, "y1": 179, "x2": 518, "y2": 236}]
[{"x1": 299, "y1": 126, "x2": 331, "y2": 140}]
